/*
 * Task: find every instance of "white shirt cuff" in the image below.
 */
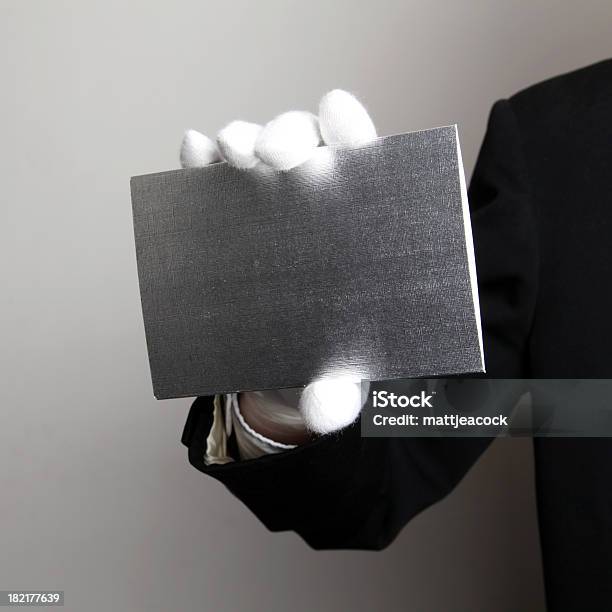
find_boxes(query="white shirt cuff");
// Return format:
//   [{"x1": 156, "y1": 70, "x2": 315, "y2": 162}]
[{"x1": 204, "y1": 392, "x2": 303, "y2": 464}]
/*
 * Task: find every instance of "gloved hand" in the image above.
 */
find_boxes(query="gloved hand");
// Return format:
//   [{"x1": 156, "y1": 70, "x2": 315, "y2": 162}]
[{"x1": 179, "y1": 90, "x2": 376, "y2": 436}]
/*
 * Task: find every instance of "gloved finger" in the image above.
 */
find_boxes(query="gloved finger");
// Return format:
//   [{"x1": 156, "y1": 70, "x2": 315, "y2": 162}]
[
  {"x1": 179, "y1": 129, "x2": 222, "y2": 168},
  {"x1": 216, "y1": 120, "x2": 263, "y2": 169},
  {"x1": 318, "y1": 89, "x2": 377, "y2": 146},
  {"x1": 298, "y1": 378, "x2": 369, "y2": 434},
  {"x1": 254, "y1": 111, "x2": 321, "y2": 171}
]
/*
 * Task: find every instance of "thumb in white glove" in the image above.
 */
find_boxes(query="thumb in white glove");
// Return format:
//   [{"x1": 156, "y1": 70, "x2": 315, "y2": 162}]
[
  {"x1": 299, "y1": 378, "x2": 370, "y2": 435},
  {"x1": 179, "y1": 90, "x2": 376, "y2": 434}
]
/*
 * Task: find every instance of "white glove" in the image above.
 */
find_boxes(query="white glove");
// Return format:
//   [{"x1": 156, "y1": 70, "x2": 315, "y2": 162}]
[{"x1": 180, "y1": 90, "x2": 376, "y2": 435}]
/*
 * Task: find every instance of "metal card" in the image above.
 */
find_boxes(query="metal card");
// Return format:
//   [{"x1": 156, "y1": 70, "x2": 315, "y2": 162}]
[{"x1": 131, "y1": 126, "x2": 484, "y2": 399}]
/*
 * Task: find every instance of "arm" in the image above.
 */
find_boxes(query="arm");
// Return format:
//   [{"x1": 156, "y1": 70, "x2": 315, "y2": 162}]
[{"x1": 182, "y1": 99, "x2": 539, "y2": 550}]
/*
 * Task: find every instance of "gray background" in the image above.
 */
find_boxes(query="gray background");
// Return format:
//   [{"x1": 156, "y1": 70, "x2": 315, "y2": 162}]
[{"x1": 1, "y1": 1, "x2": 610, "y2": 611}]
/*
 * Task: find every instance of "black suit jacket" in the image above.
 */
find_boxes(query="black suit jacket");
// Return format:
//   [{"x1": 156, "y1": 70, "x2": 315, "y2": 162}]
[{"x1": 182, "y1": 59, "x2": 612, "y2": 611}]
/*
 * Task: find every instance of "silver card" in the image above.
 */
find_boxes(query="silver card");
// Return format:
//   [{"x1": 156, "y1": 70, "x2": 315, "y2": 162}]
[{"x1": 131, "y1": 126, "x2": 483, "y2": 399}]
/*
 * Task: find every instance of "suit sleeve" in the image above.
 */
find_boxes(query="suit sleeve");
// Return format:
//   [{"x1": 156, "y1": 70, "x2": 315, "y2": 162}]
[{"x1": 181, "y1": 99, "x2": 539, "y2": 550}]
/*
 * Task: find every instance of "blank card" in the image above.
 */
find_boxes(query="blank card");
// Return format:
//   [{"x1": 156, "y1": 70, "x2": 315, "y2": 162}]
[{"x1": 130, "y1": 126, "x2": 484, "y2": 399}]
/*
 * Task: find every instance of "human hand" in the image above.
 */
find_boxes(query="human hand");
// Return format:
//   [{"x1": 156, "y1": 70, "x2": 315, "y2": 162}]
[{"x1": 179, "y1": 90, "x2": 376, "y2": 435}]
